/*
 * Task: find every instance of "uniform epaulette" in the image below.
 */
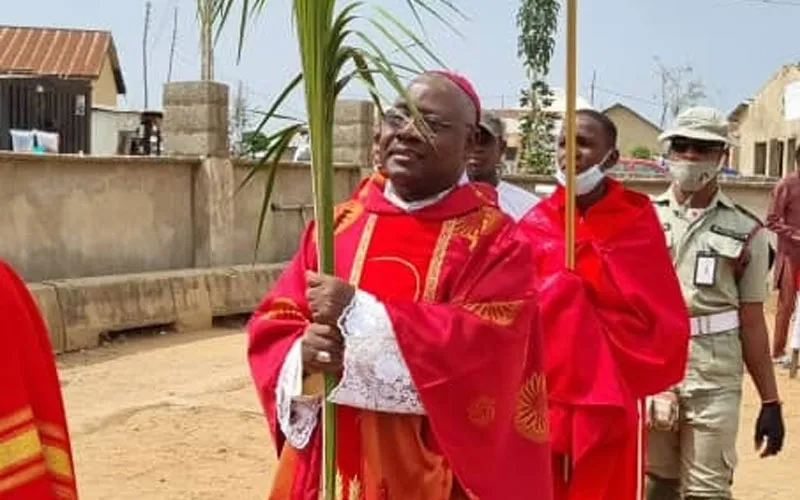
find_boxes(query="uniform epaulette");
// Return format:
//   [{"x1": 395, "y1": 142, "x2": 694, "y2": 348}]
[
  {"x1": 734, "y1": 204, "x2": 765, "y2": 226},
  {"x1": 734, "y1": 204, "x2": 776, "y2": 270},
  {"x1": 652, "y1": 197, "x2": 669, "y2": 206}
]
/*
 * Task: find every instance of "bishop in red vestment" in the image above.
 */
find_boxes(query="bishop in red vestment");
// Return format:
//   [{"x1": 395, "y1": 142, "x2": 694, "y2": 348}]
[
  {"x1": 0, "y1": 261, "x2": 78, "y2": 499},
  {"x1": 519, "y1": 110, "x2": 689, "y2": 500},
  {"x1": 248, "y1": 72, "x2": 553, "y2": 499}
]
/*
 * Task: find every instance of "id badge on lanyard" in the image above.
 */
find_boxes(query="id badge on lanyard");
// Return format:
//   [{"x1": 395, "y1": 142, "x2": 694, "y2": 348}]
[{"x1": 693, "y1": 251, "x2": 718, "y2": 287}]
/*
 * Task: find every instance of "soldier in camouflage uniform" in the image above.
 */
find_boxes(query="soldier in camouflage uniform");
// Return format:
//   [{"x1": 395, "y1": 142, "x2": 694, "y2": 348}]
[{"x1": 645, "y1": 107, "x2": 785, "y2": 500}]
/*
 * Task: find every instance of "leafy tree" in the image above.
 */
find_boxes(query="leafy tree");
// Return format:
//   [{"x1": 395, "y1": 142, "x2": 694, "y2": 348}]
[
  {"x1": 630, "y1": 145, "x2": 652, "y2": 159},
  {"x1": 654, "y1": 57, "x2": 706, "y2": 128},
  {"x1": 516, "y1": 0, "x2": 560, "y2": 174}
]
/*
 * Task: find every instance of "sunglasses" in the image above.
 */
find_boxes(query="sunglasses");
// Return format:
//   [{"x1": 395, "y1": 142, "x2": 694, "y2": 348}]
[
  {"x1": 476, "y1": 128, "x2": 499, "y2": 146},
  {"x1": 670, "y1": 138, "x2": 725, "y2": 155}
]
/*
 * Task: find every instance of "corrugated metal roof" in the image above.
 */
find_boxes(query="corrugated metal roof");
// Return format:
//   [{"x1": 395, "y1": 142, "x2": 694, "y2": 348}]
[{"x1": 0, "y1": 26, "x2": 125, "y2": 94}]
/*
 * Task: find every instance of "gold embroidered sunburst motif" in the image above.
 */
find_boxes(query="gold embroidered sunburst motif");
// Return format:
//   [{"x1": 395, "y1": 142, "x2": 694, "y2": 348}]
[
  {"x1": 348, "y1": 477, "x2": 362, "y2": 500},
  {"x1": 453, "y1": 206, "x2": 505, "y2": 250},
  {"x1": 263, "y1": 297, "x2": 307, "y2": 322},
  {"x1": 467, "y1": 396, "x2": 496, "y2": 428},
  {"x1": 334, "y1": 200, "x2": 365, "y2": 236},
  {"x1": 514, "y1": 373, "x2": 549, "y2": 443},
  {"x1": 335, "y1": 470, "x2": 344, "y2": 500},
  {"x1": 461, "y1": 300, "x2": 523, "y2": 327}
]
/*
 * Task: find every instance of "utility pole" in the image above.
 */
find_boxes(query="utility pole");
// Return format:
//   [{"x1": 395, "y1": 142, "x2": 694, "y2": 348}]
[
  {"x1": 143, "y1": 1, "x2": 152, "y2": 109},
  {"x1": 167, "y1": 6, "x2": 178, "y2": 82},
  {"x1": 199, "y1": 0, "x2": 214, "y2": 80},
  {"x1": 590, "y1": 70, "x2": 597, "y2": 106}
]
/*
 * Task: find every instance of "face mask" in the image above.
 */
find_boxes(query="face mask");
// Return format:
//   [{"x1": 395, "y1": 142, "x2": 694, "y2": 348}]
[
  {"x1": 553, "y1": 150, "x2": 612, "y2": 196},
  {"x1": 667, "y1": 159, "x2": 721, "y2": 192}
]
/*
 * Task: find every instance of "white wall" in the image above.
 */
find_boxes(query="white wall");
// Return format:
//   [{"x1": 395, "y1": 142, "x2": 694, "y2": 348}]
[{"x1": 91, "y1": 106, "x2": 141, "y2": 155}]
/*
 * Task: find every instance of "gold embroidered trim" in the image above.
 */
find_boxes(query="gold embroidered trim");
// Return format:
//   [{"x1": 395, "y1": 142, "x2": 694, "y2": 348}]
[
  {"x1": 0, "y1": 408, "x2": 33, "y2": 435},
  {"x1": 370, "y1": 256, "x2": 422, "y2": 301},
  {"x1": 0, "y1": 425, "x2": 41, "y2": 472},
  {"x1": 348, "y1": 214, "x2": 377, "y2": 286},
  {"x1": 42, "y1": 445, "x2": 73, "y2": 479},
  {"x1": 424, "y1": 220, "x2": 456, "y2": 301},
  {"x1": 0, "y1": 461, "x2": 47, "y2": 493}
]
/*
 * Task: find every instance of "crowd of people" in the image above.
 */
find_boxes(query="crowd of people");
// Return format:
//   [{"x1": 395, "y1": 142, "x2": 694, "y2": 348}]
[{"x1": 1, "y1": 69, "x2": 796, "y2": 499}]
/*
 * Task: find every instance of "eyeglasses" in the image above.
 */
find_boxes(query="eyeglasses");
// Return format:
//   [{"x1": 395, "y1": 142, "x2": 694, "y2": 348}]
[
  {"x1": 382, "y1": 107, "x2": 457, "y2": 134},
  {"x1": 476, "y1": 128, "x2": 498, "y2": 146},
  {"x1": 670, "y1": 138, "x2": 725, "y2": 155}
]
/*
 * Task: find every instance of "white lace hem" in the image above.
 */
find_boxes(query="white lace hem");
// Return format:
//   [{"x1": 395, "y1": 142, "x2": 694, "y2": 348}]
[
  {"x1": 276, "y1": 339, "x2": 321, "y2": 449},
  {"x1": 329, "y1": 291, "x2": 425, "y2": 415}
]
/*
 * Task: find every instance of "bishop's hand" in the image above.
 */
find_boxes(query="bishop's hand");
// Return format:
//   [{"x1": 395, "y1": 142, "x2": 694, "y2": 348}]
[
  {"x1": 305, "y1": 271, "x2": 356, "y2": 327},
  {"x1": 301, "y1": 323, "x2": 344, "y2": 376}
]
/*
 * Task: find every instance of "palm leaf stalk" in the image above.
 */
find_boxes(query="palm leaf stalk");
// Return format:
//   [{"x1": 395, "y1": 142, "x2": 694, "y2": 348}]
[{"x1": 217, "y1": 1, "x2": 465, "y2": 498}]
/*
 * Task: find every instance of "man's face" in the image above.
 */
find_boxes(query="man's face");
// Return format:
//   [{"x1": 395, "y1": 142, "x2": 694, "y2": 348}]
[
  {"x1": 556, "y1": 114, "x2": 616, "y2": 174},
  {"x1": 467, "y1": 127, "x2": 505, "y2": 183},
  {"x1": 378, "y1": 76, "x2": 476, "y2": 201},
  {"x1": 667, "y1": 136, "x2": 726, "y2": 164}
]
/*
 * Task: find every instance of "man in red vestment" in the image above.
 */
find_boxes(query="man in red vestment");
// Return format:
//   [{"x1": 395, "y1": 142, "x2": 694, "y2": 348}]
[
  {"x1": 248, "y1": 72, "x2": 553, "y2": 500},
  {"x1": 0, "y1": 260, "x2": 78, "y2": 499},
  {"x1": 519, "y1": 109, "x2": 690, "y2": 500}
]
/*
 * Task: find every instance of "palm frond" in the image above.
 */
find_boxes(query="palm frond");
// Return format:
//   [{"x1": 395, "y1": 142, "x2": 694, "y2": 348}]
[{"x1": 216, "y1": 1, "x2": 464, "y2": 497}]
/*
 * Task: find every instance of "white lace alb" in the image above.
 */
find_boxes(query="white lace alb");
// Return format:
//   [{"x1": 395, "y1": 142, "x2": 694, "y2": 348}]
[
  {"x1": 274, "y1": 291, "x2": 425, "y2": 450},
  {"x1": 330, "y1": 291, "x2": 425, "y2": 415},
  {"x1": 275, "y1": 340, "x2": 321, "y2": 449}
]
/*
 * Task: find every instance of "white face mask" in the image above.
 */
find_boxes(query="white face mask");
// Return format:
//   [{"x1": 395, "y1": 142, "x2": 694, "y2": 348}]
[
  {"x1": 554, "y1": 150, "x2": 613, "y2": 196},
  {"x1": 667, "y1": 159, "x2": 722, "y2": 193}
]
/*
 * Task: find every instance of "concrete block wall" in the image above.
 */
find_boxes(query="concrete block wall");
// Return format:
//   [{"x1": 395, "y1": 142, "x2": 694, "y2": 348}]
[{"x1": 27, "y1": 264, "x2": 285, "y2": 354}]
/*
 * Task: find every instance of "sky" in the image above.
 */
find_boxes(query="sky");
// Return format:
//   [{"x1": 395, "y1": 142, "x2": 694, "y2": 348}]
[{"x1": 5, "y1": 0, "x2": 800, "y2": 128}]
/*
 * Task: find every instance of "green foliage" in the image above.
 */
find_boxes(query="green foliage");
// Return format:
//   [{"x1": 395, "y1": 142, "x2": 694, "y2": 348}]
[
  {"x1": 516, "y1": 0, "x2": 560, "y2": 175},
  {"x1": 240, "y1": 130, "x2": 269, "y2": 156},
  {"x1": 630, "y1": 145, "x2": 652, "y2": 159}
]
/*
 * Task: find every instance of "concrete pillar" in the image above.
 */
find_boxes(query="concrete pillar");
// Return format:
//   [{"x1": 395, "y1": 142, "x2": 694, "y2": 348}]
[
  {"x1": 193, "y1": 157, "x2": 234, "y2": 268},
  {"x1": 162, "y1": 81, "x2": 230, "y2": 157},
  {"x1": 162, "y1": 81, "x2": 234, "y2": 268},
  {"x1": 333, "y1": 100, "x2": 375, "y2": 172}
]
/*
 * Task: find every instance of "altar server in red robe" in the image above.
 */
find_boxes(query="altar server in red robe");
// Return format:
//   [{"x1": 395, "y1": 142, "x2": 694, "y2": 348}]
[
  {"x1": 248, "y1": 71, "x2": 552, "y2": 500},
  {"x1": 519, "y1": 109, "x2": 689, "y2": 500},
  {"x1": 0, "y1": 260, "x2": 78, "y2": 499}
]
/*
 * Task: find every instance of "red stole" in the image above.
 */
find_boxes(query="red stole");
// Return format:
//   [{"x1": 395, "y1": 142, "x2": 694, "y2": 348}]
[
  {"x1": 0, "y1": 261, "x2": 77, "y2": 499},
  {"x1": 520, "y1": 179, "x2": 689, "y2": 500},
  {"x1": 249, "y1": 178, "x2": 553, "y2": 500}
]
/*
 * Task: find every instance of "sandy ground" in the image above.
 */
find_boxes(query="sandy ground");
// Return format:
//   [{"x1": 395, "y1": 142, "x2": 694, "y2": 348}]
[{"x1": 60, "y1": 318, "x2": 799, "y2": 499}]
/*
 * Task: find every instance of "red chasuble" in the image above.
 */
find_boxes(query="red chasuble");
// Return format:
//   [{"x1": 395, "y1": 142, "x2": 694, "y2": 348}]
[
  {"x1": 519, "y1": 179, "x2": 689, "y2": 500},
  {"x1": 248, "y1": 176, "x2": 553, "y2": 500},
  {"x1": 0, "y1": 261, "x2": 78, "y2": 499}
]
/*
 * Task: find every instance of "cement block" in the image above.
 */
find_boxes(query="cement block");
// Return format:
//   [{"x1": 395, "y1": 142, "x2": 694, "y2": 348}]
[
  {"x1": 54, "y1": 274, "x2": 177, "y2": 351},
  {"x1": 27, "y1": 283, "x2": 65, "y2": 353},
  {"x1": 167, "y1": 270, "x2": 213, "y2": 332},
  {"x1": 334, "y1": 100, "x2": 374, "y2": 125},
  {"x1": 207, "y1": 264, "x2": 284, "y2": 316},
  {"x1": 162, "y1": 81, "x2": 230, "y2": 157},
  {"x1": 163, "y1": 81, "x2": 229, "y2": 107}
]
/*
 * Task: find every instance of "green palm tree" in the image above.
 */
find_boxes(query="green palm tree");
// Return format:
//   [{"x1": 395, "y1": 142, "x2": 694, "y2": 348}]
[{"x1": 215, "y1": 1, "x2": 463, "y2": 497}]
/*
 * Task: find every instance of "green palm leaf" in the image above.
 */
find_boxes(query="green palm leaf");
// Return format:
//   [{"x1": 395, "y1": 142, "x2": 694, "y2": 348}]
[{"x1": 216, "y1": 1, "x2": 463, "y2": 497}]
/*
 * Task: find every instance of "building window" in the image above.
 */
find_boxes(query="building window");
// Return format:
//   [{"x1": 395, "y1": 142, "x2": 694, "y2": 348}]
[
  {"x1": 505, "y1": 146, "x2": 518, "y2": 162},
  {"x1": 754, "y1": 142, "x2": 767, "y2": 175},
  {"x1": 769, "y1": 139, "x2": 784, "y2": 177},
  {"x1": 789, "y1": 138, "x2": 797, "y2": 172}
]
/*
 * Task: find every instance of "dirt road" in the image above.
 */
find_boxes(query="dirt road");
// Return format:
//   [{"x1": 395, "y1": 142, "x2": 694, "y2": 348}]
[{"x1": 60, "y1": 326, "x2": 798, "y2": 499}]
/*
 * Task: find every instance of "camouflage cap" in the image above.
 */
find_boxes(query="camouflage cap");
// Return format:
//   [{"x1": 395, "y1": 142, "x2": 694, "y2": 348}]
[
  {"x1": 478, "y1": 109, "x2": 505, "y2": 139},
  {"x1": 658, "y1": 106, "x2": 736, "y2": 146}
]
